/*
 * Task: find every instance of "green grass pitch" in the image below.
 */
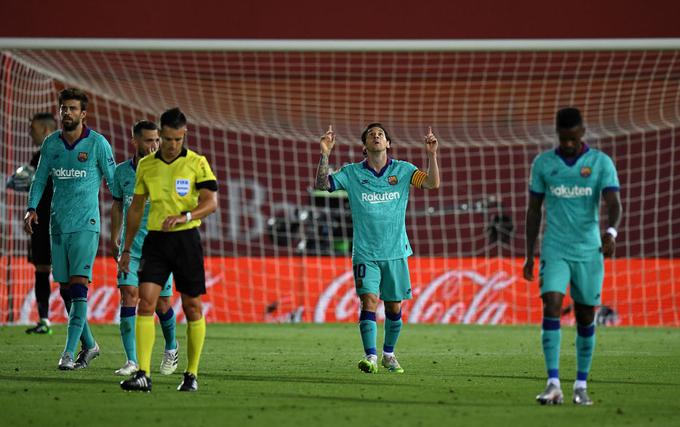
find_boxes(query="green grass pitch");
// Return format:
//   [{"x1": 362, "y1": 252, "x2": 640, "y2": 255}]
[{"x1": 1, "y1": 324, "x2": 678, "y2": 426}]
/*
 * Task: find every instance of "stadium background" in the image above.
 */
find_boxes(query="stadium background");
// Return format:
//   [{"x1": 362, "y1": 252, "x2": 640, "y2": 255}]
[{"x1": 1, "y1": 0, "x2": 679, "y2": 326}]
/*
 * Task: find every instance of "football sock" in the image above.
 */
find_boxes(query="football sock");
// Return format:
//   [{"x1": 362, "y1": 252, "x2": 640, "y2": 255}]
[
  {"x1": 64, "y1": 284, "x2": 90, "y2": 356},
  {"x1": 80, "y1": 316, "x2": 96, "y2": 349},
  {"x1": 136, "y1": 314, "x2": 155, "y2": 375},
  {"x1": 60, "y1": 286, "x2": 92, "y2": 348},
  {"x1": 542, "y1": 316, "x2": 561, "y2": 382},
  {"x1": 119, "y1": 306, "x2": 137, "y2": 363},
  {"x1": 35, "y1": 271, "x2": 51, "y2": 320},
  {"x1": 359, "y1": 311, "x2": 377, "y2": 356},
  {"x1": 186, "y1": 316, "x2": 206, "y2": 376},
  {"x1": 157, "y1": 308, "x2": 178, "y2": 351},
  {"x1": 575, "y1": 322, "x2": 596, "y2": 387},
  {"x1": 383, "y1": 310, "x2": 402, "y2": 354},
  {"x1": 60, "y1": 287, "x2": 71, "y2": 315}
]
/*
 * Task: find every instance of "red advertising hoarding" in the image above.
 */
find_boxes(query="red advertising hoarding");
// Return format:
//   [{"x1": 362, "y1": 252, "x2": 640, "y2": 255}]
[{"x1": 2, "y1": 257, "x2": 677, "y2": 326}]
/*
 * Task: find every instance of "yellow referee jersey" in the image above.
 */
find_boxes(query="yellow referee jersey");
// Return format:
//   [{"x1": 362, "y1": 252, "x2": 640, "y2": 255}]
[{"x1": 134, "y1": 147, "x2": 217, "y2": 231}]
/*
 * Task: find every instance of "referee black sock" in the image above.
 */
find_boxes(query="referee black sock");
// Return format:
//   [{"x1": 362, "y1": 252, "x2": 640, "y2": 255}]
[{"x1": 35, "y1": 271, "x2": 51, "y2": 320}]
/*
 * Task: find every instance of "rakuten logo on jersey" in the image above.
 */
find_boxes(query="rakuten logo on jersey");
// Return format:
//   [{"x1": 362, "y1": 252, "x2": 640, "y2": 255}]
[
  {"x1": 549, "y1": 185, "x2": 592, "y2": 198},
  {"x1": 361, "y1": 191, "x2": 400, "y2": 204},
  {"x1": 52, "y1": 168, "x2": 87, "y2": 179}
]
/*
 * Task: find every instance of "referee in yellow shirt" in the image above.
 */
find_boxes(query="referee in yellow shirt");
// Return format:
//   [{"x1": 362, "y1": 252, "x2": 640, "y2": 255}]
[{"x1": 118, "y1": 108, "x2": 218, "y2": 392}]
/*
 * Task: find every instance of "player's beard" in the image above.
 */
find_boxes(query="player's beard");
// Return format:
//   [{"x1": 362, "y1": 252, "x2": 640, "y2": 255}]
[{"x1": 62, "y1": 117, "x2": 80, "y2": 132}]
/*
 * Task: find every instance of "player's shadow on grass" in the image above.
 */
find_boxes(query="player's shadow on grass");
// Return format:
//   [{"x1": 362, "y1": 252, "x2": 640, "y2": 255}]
[
  {"x1": 466, "y1": 373, "x2": 680, "y2": 387},
  {"x1": 204, "y1": 372, "x2": 418, "y2": 388},
  {"x1": 0, "y1": 374, "x2": 113, "y2": 386}
]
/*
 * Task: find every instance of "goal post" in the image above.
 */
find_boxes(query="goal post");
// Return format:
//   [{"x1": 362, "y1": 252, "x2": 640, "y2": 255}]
[{"x1": 1, "y1": 38, "x2": 678, "y2": 326}]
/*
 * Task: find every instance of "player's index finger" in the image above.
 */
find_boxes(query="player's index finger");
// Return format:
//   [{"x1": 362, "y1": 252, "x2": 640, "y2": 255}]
[
  {"x1": 427, "y1": 126, "x2": 433, "y2": 136},
  {"x1": 328, "y1": 124, "x2": 333, "y2": 133}
]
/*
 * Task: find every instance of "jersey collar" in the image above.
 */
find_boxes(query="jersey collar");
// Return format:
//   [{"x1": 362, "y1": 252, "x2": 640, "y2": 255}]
[
  {"x1": 155, "y1": 147, "x2": 188, "y2": 164},
  {"x1": 59, "y1": 126, "x2": 90, "y2": 150},
  {"x1": 555, "y1": 143, "x2": 590, "y2": 166},
  {"x1": 128, "y1": 158, "x2": 137, "y2": 171},
  {"x1": 362, "y1": 157, "x2": 393, "y2": 177}
]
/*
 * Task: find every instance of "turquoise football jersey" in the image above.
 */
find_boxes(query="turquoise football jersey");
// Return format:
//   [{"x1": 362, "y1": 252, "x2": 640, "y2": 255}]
[
  {"x1": 111, "y1": 159, "x2": 151, "y2": 258},
  {"x1": 28, "y1": 127, "x2": 116, "y2": 235},
  {"x1": 529, "y1": 146, "x2": 620, "y2": 261},
  {"x1": 330, "y1": 158, "x2": 419, "y2": 262}
]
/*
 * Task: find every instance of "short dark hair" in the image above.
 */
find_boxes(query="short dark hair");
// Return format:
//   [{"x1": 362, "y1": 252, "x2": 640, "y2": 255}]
[
  {"x1": 556, "y1": 107, "x2": 583, "y2": 129},
  {"x1": 360, "y1": 122, "x2": 391, "y2": 143},
  {"x1": 132, "y1": 120, "x2": 159, "y2": 138},
  {"x1": 58, "y1": 88, "x2": 89, "y2": 111},
  {"x1": 31, "y1": 112, "x2": 57, "y2": 129},
  {"x1": 160, "y1": 107, "x2": 187, "y2": 129}
]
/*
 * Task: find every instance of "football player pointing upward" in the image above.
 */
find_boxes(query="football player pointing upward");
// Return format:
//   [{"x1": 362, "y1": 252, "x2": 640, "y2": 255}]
[{"x1": 315, "y1": 123, "x2": 440, "y2": 374}]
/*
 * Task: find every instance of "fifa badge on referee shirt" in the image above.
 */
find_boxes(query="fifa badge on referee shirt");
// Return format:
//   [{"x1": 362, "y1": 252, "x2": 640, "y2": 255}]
[{"x1": 176, "y1": 179, "x2": 190, "y2": 196}]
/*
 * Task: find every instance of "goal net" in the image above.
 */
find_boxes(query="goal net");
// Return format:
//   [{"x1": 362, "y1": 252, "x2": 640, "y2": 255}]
[{"x1": 1, "y1": 40, "x2": 678, "y2": 326}]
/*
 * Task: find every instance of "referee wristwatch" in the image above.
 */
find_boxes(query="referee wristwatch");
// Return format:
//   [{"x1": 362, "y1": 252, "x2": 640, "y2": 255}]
[{"x1": 183, "y1": 211, "x2": 192, "y2": 222}]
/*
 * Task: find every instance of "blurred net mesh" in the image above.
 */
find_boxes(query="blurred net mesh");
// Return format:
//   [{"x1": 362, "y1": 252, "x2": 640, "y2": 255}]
[{"x1": 0, "y1": 48, "x2": 678, "y2": 325}]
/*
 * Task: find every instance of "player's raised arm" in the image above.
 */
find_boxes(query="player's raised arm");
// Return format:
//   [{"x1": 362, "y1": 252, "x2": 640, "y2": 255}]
[
  {"x1": 421, "y1": 126, "x2": 440, "y2": 190},
  {"x1": 314, "y1": 125, "x2": 336, "y2": 191}
]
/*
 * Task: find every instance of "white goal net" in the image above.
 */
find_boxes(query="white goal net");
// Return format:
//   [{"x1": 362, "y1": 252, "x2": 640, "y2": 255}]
[{"x1": 1, "y1": 40, "x2": 678, "y2": 326}]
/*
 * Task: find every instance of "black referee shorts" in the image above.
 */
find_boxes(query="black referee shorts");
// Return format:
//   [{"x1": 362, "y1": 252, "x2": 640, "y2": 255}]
[
  {"x1": 28, "y1": 221, "x2": 51, "y2": 265},
  {"x1": 139, "y1": 228, "x2": 206, "y2": 297}
]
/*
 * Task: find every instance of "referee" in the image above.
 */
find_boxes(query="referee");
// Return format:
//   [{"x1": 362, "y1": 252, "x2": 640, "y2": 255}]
[{"x1": 118, "y1": 108, "x2": 218, "y2": 392}]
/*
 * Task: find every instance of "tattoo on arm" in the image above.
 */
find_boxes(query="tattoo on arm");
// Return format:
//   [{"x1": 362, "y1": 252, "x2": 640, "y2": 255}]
[{"x1": 315, "y1": 153, "x2": 330, "y2": 190}]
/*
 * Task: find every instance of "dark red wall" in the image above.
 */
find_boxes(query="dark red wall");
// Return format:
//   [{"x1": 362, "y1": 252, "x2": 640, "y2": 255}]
[{"x1": 3, "y1": 0, "x2": 680, "y2": 39}]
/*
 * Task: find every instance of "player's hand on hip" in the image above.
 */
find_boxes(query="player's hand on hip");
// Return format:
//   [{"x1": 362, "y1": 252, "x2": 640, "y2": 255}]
[
  {"x1": 23, "y1": 211, "x2": 38, "y2": 234},
  {"x1": 118, "y1": 251, "x2": 131, "y2": 273},
  {"x1": 424, "y1": 126, "x2": 438, "y2": 154},
  {"x1": 522, "y1": 258, "x2": 535, "y2": 281},
  {"x1": 601, "y1": 233, "x2": 616, "y2": 257},
  {"x1": 320, "y1": 124, "x2": 336, "y2": 155}
]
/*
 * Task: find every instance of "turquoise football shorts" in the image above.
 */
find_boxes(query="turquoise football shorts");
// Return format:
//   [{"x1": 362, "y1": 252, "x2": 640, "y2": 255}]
[
  {"x1": 353, "y1": 258, "x2": 413, "y2": 302},
  {"x1": 539, "y1": 254, "x2": 605, "y2": 306},
  {"x1": 50, "y1": 231, "x2": 99, "y2": 283}
]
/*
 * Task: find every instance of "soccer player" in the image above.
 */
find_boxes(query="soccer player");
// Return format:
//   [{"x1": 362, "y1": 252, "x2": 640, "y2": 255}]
[
  {"x1": 523, "y1": 107, "x2": 622, "y2": 405},
  {"x1": 110, "y1": 120, "x2": 178, "y2": 376},
  {"x1": 22, "y1": 113, "x2": 57, "y2": 334},
  {"x1": 24, "y1": 88, "x2": 116, "y2": 370},
  {"x1": 314, "y1": 123, "x2": 440, "y2": 374},
  {"x1": 119, "y1": 108, "x2": 218, "y2": 392}
]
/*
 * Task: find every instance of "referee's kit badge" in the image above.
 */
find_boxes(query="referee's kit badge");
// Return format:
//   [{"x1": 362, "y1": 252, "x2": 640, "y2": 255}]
[{"x1": 176, "y1": 178, "x2": 190, "y2": 196}]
